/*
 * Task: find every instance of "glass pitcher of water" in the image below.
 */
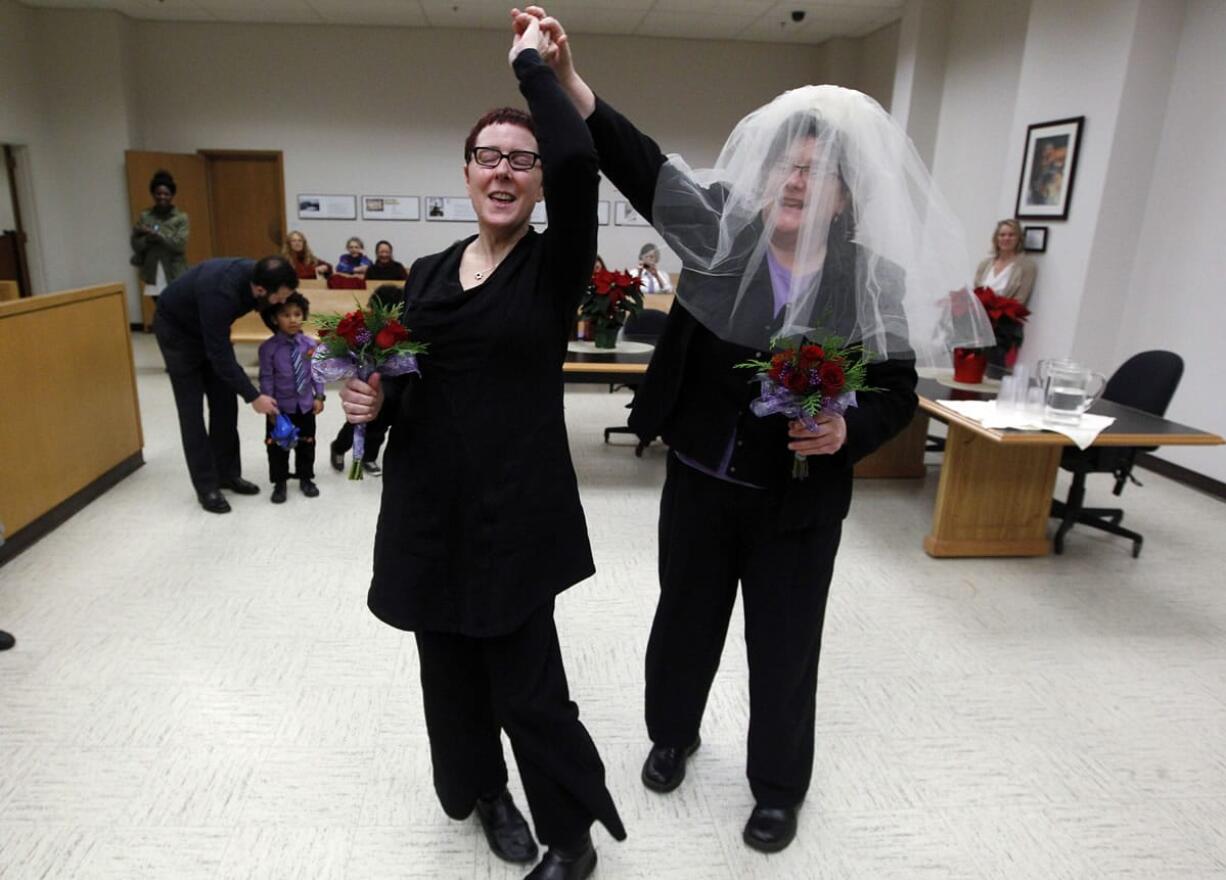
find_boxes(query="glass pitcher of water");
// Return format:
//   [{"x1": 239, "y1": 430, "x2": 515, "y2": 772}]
[{"x1": 1038, "y1": 359, "x2": 1107, "y2": 425}]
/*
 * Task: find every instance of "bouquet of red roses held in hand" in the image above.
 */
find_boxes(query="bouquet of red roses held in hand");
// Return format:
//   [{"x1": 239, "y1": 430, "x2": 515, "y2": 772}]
[
  {"x1": 311, "y1": 298, "x2": 427, "y2": 479},
  {"x1": 738, "y1": 335, "x2": 874, "y2": 479}
]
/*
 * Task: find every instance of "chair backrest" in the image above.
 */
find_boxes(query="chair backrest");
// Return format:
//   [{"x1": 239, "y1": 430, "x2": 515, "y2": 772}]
[
  {"x1": 623, "y1": 307, "x2": 670, "y2": 342},
  {"x1": 1103, "y1": 350, "x2": 1183, "y2": 416}
]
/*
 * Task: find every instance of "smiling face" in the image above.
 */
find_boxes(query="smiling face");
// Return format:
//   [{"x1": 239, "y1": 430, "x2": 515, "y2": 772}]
[
  {"x1": 275, "y1": 303, "x2": 305, "y2": 336},
  {"x1": 464, "y1": 122, "x2": 543, "y2": 234},
  {"x1": 152, "y1": 185, "x2": 174, "y2": 210},
  {"x1": 762, "y1": 135, "x2": 847, "y2": 247},
  {"x1": 995, "y1": 223, "x2": 1020, "y2": 255},
  {"x1": 346, "y1": 239, "x2": 363, "y2": 258},
  {"x1": 287, "y1": 232, "x2": 306, "y2": 254},
  {"x1": 375, "y1": 242, "x2": 392, "y2": 264}
]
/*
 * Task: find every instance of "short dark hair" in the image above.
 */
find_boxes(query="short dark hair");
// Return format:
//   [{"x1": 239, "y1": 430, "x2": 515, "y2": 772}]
[
  {"x1": 464, "y1": 107, "x2": 536, "y2": 162},
  {"x1": 369, "y1": 283, "x2": 404, "y2": 312},
  {"x1": 149, "y1": 169, "x2": 176, "y2": 196},
  {"x1": 261, "y1": 291, "x2": 311, "y2": 331},
  {"x1": 375, "y1": 240, "x2": 393, "y2": 252},
  {"x1": 252, "y1": 255, "x2": 299, "y2": 293}
]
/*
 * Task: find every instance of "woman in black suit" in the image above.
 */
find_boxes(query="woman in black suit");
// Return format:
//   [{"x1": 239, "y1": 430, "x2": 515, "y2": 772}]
[
  {"x1": 339, "y1": 14, "x2": 623, "y2": 880},
  {"x1": 520, "y1": 4, "x2": 989, "y2": 855}
]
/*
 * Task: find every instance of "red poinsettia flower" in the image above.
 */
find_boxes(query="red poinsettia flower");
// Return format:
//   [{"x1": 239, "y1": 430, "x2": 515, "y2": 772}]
[{"x1": 591, "y1": 269, "x2": 615, "y2": 295}]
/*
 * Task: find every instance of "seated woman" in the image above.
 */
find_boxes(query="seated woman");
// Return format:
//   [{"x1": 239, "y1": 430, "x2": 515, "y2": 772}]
[
  {"x1": 973, "y1": 218, "x2": 1036, "y2": 304},
  {"x1": 973, "y1": 218, "x2": 1036, "y2": 367},
  {"x1": 335, "y1": 237, "x2": 372, "y2": 276},
  {"x1": 630, "y1": 242, "x2": 673, "y2": 293},
  {"x1": 282, "y1": 230, "x2": 332, "y2": 280},
  {"x1": 365, "y1": 240, "x2": 409, "y2": 281}
]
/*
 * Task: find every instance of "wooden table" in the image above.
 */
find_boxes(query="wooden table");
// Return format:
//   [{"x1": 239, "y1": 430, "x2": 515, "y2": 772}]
[
  {"x1": 563, "y1": 348, "x2": 652, "y2": 384},
  {"x1": 913, "y1": 376, "x2": 1223, "y2": 557}
]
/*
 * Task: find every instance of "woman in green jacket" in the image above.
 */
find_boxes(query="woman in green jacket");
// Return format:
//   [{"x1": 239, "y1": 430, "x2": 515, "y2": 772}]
[{"x1": 131, "y1": 169, "x2": 190, "y2": 298}]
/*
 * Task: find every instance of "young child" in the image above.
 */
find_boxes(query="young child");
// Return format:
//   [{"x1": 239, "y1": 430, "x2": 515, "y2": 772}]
[
  {"x1": 329, "y1": 283, "x2": 403, "y2": 476},
  {"x1": 258, "y1": 292, "x2": 325, "y2": 503}
]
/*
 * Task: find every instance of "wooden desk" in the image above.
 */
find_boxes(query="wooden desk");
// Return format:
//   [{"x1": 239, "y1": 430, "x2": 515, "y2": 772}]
[
  {"x1": 0, "y1": 284, "x2": 144, "y2": 559},
  {"x1": 915, "y1": 377, "x2": 1223, "y2": 557}
]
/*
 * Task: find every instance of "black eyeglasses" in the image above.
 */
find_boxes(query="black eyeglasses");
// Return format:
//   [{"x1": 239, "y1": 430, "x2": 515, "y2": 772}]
[{"x1": 471, "y1": 146, "x2": 541, "y2": 171}]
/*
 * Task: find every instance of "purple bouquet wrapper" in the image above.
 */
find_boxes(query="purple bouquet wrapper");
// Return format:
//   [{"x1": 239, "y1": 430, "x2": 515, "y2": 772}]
[{"x1": 312, "y1": 348, "x2": 420, "y2": 479}]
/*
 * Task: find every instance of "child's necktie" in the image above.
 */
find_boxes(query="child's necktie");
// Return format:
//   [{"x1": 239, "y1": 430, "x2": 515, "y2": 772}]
[{"x1": 290, "y1": 341, "x2": 309, "y2": 395}]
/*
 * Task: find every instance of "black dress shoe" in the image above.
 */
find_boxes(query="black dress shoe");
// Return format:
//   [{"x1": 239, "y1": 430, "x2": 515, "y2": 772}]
[
  {"x1": 198, "y1": 490, "x2": 231, "y2": 514},
  {"x1": 474, "y1": 789, "x2": 538, "y2": 864},
  {"x1": 220, "y1": 476, "x2": 260, "y2": 495},
  {"x1": 641, "y1": 736, "x2": 701, "y2": 793},
  {"x1": 270, "y1": 482, "x2": 287, "y2": 504},
  {"x1": 742, "y1": 804, "x2": 798, "y2": 853},
  {"x1": 329, "y1": 446, "x2": 345, "y2": 472},
  {"x1": 0, "y1": 631, "x2": 15, "y2": 651},
  {"x1": 300, "y1": 479, "x2": 320, "y2": 498},
  {"x1": 361, "y1": 460, "x2": 382, "y2": 476},
  {"x1": 525, "y1": 832, "x2": 595, "y2": 880}
]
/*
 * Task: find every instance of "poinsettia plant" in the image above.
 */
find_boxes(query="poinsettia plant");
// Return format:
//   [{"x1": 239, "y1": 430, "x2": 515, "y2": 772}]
[
  {"x1": 580, "y1": 268, "x2": 644, "y2": 348},
  {"x1": 973, "y1": 285, "x2": 1030, "y2": 351}
]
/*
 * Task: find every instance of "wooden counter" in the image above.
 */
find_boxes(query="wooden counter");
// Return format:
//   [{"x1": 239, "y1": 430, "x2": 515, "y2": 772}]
[{"x1": 0, "y1": 284, "x2": 143, "y2": 559}]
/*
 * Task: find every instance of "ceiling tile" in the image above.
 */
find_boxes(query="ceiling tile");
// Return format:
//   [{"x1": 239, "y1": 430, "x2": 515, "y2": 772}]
[
  {"x1": 636, "y1": 10, "x2": 758, "y2": 41},
  {"x1": 307, "y1": 0, "x2": 428, "y2": 26},
  {"x1": 193, "y1": 0, "x2": 322, "y2": 24}
]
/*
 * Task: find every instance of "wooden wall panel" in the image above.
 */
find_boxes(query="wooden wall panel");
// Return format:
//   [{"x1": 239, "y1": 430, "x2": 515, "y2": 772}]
[{"x1": 0, "y1": 285, "x2": 143, "y2": 536}]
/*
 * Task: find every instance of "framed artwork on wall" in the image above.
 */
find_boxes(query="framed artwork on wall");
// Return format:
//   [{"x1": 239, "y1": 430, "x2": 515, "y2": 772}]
[
  {"x1": 362, "y1": 195, "x2": 420, "y2": 221},
  {"x1": 1015, "y1": 116, "x2": 1084, "y2": 220},
  {"x1": 1023, "y1": 225, "x2": 1048, "y2": 253},
  {"x1": 296, "y1": 194, "x2": 356, "y2": 220}
]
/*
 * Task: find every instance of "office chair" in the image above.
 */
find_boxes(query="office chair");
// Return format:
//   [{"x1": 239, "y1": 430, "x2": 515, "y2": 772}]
[
  {"x1": 1050, "y1": 350, "x2": 1183, "y2": 558},
  {"x1": 603, "y1": 308, "x2": 669, "y2": 456}
]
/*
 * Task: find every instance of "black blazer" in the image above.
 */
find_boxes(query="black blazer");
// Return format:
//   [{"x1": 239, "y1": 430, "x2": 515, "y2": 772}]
[{"x1": 590, "y1": 95, "x2": 919, "y2": 529}]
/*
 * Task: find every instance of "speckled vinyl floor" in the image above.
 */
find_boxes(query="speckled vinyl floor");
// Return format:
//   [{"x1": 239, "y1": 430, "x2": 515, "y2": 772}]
[{"x1": 1, "y1": 333, "x2": 1224, "y2": 879}]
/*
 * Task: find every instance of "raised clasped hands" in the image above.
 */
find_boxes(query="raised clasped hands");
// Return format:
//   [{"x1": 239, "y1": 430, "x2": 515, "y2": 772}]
[
  {"x1": 509, "y1": 7, "x2": 553, "y2": 65},
  {"x1": 787, "y1": 413, "x2": 847, "y2": 457}
]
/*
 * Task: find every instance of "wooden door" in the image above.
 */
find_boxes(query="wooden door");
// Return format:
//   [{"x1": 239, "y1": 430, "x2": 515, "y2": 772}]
[
  {"x1": 124, "y1": 150, "x2": 214, "y2": 266},
  {"x1": 201, "y1": 150, "x2": 286, "y2": 259}
]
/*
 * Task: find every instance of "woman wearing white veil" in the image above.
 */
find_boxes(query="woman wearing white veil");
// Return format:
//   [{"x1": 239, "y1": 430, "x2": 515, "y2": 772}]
[{"x1": 516, "y1": 5, "x2": 992, "y2": 858}]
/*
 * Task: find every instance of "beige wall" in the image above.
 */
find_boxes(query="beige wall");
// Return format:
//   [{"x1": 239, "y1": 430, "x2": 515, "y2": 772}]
[
  {"x1": 127, "y1": 21, "x2": 874, "y2": 276},
  {"x1": 2, "y1": 3, "x2": 898, "y2": 312}
]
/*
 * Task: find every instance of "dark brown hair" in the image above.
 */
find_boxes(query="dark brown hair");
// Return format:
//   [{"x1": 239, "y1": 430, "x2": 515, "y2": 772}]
[{"x1": 464, "y1": 107, "x2": 536, "y2": 163}]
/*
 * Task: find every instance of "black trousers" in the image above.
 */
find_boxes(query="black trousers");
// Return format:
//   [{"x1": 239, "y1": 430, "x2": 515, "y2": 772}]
[
  {"x1": 331, "y1": 416, "x2": 388, "y2": 463},
  {"x1": 646, "y1": 454, "x2": 842, "y2": 808},
  {"x1": 155, "y1": 323, "x2": 242, "y2": 495},
  {"x1": 414, "y1": 602, "x2": 626, "y2": 847},
  {"x1": 265, "y1": 410, "x2": 316, "y2": 482}
]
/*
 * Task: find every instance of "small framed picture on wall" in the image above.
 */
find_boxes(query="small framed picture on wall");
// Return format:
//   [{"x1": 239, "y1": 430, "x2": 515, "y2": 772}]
[
  {"x1": 1015, "y1": 116, "x2": 1084, "y2": 220},
  {"x1": 1023, "y1": 225, "x2": 1048, "y2": 253}
]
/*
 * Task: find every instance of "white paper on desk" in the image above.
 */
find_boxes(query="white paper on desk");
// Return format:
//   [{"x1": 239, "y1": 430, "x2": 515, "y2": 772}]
[{"x1": 934, "y1": 400, "x2": 1115, "y2": 450}]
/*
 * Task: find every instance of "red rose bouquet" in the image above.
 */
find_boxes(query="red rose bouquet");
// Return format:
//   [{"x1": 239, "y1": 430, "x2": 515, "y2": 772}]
[
  {"x1": 738, "y1": 335, "x2": 873, "y2": 478},
  {"x1": 580, "y1": 268, "x2": 644, "y2": 348},
  {"x1": 311, "y1": 298, "x2": 427, "y2": 479}
]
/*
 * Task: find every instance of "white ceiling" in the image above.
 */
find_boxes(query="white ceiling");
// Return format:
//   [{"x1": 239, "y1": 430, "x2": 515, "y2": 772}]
[{"x1": 15, "y1": 0, "x2": 905, "y2": 44}]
